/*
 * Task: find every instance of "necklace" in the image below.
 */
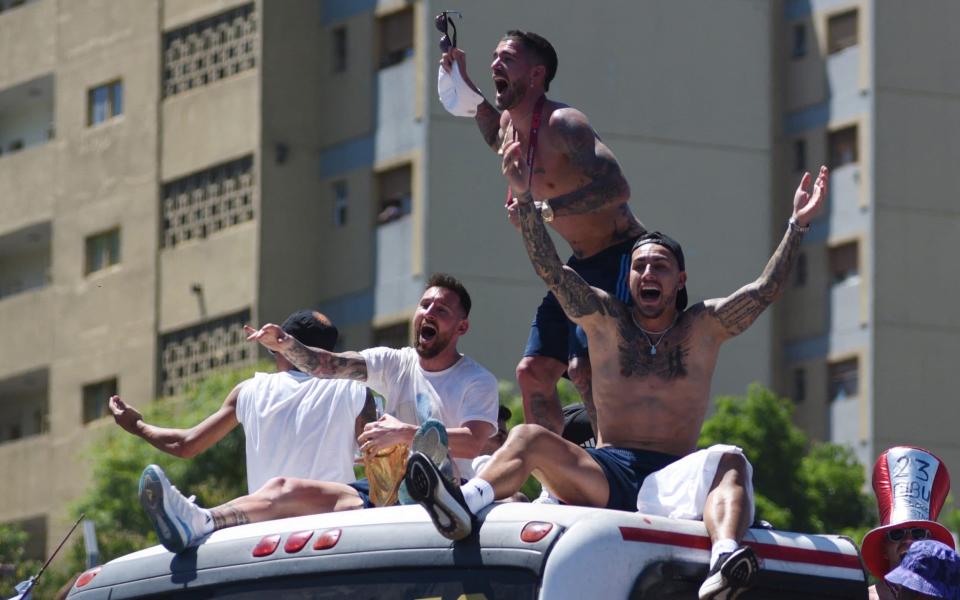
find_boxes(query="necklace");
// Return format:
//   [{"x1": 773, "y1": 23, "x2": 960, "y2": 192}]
[{"x1": 630, "y1": 312, "x2": 678, "y2": 356}]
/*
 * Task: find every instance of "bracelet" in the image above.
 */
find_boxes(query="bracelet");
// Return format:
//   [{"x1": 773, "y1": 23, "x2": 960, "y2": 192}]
[
  {"x1": 540, "y1": 201, "x2": 554, "y2": 223},
  {"x1": 788, "y1": 217, "x2": 809, "y2": 233}
]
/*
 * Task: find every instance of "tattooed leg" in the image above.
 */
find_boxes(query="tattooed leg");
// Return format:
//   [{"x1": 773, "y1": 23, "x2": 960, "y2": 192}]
[
  {"x1": 568, "y1": 356, "x2": 598, "y2": 439},
  {"x1": 516, "y1": 356, "x2": 567, "y2": 434},
  {"x1": 209, "y1": 503, "x2": 250, "y2": 530}
]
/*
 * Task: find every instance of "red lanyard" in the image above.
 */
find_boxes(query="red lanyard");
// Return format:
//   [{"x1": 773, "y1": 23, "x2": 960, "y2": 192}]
[{"x1": 505, "y1": 95, "x2": 546, "y2": 206}]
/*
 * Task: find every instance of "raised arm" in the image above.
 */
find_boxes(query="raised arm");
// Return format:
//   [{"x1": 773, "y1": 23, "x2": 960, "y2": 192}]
[
  {"x1": 108, "y1": 385, "x2": 241, "y2": 458},
  {"x1": 503, "y1": 140, "x2": 612, "y2": 327},
  {"x1": 441, "y1": 48, "x2": 503, "y2": 151},
  {"x1": 244, "y1": 324, "x2": 367, "y2": 381},
  {"x1": 543, "y1": 109, "x2": 630, "y2": 216},
  {"x1": 704, "y1": 167, "x2": 828, "y2": 339}
]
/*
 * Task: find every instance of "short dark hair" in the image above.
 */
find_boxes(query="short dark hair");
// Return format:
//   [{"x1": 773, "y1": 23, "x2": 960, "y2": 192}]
[
  {"x1": 426, "y1": 273, "x2": 472, "y2": 317},
  {"x1": 281, "y1": 310, "x2": 339, "y2": 351},
  {"x1": 502, "y1": 30, "x2": 558, "y2": 92}
]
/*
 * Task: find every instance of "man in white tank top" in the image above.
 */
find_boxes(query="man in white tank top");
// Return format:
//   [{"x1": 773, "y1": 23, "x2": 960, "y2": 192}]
[
  {"x1": 135, "y1": 274, "x2": 500, "y2": 554},
  {"x1": 109, "y1": 310, "x2": 376, "y2": 494}
]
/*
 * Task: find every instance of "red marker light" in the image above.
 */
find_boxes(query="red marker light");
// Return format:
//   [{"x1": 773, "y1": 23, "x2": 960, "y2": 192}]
[
  {"x1": 520, "y1": 521, "x2": 554, "y2": 543},
  {"x1": 252, "y1": 534, "x2": 282, "y2": 557},
  {"x1": 313, "y1": 528, "x2": 342, "y2": 550},
  {"x1": 284, "y1": 530, "x2": 314, "y2": 553},
  {"x1": 75, "y1": 566, "x2": 102, "y2": 588}
]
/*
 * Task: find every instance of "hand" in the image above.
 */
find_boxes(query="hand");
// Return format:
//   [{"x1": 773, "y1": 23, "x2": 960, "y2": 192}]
[
  {"x1": 505, "y1": 197, "x2": 521, "y2": 231},
  {"x1": 793, "y1": 166, "x2": 828, "y2": 227},
  {"x1": 440, "y1": 47, "x2": 479, "y2": 92},
  {"x1": 244, "y1": 323, "x2": 295, "y2": 353},
  {"x1": 357, "y1": 414, "x2": 415, "y2": 457},
  {"x1": 108, "y1": 395, "x2": 143, "y2": 434},
  {"x1": 501, "y1": 139, "x2": 530, "y2": 195}
]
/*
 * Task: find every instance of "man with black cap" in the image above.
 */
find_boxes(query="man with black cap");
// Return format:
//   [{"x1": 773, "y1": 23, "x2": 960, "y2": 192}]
[
  {"x1": 110, "y1": 310, "x2": 376, "y2": 494},
  {"x1": 403, "y1": 150, "x2": 829, "y2": 599}
]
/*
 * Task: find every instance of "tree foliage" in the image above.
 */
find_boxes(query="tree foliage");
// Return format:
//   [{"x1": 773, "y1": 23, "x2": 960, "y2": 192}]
[{"x1": 0, "y1": 524, "x2": 42, "y2": 598}]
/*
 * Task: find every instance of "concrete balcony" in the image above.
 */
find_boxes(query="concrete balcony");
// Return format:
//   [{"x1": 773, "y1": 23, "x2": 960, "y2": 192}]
[
  {"x1": 0, "y1": 284, "x2": 54, "y2": 374},
  {"x1": 826, "y1": 44, "x2": 867, "y2": 122},
  {"x1": 0, "y1": 367, "x2": 48, "y2": 445},
  {"x1": 0, "y1": 135, "x2": 55, "y2": 232},
  {"x1": 0, "y1": 0, "x2": 55, "y2": 90},
  {"x1": 826, "y1": 163, "x2": 868, "y2": 240},
  {"x1": 374, "y1": 58, "x2": 424, "y2": 163},
  {"x1": 374, "y1": 213, "x2": 422, "y2": 319},
  {"x1": 0, "y1": 220, "x2": 51, "y2": 300},
  {"x1": 161, "y1": 70, "x2": 258, "y2": 181},
  {"x1": 0, "y1": 73, "x2": 54, "y2": 159},
  {"x1": 829, "y1": 275, "x2": 863, "y2": 336}
]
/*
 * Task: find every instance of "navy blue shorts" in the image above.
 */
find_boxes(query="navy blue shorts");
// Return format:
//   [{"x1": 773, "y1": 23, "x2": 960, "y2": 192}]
[
  {"x1": 523, "y1": 237, "x2": 637, "y2": 363},
  {"x1": 586, "y1": 447, "x2": 681, "y2": 511},
  {"x1": 347, "y1": 478, "x2": 378, "y2": 509}
]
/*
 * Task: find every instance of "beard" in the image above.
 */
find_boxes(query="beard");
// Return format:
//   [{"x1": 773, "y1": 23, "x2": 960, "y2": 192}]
[
  {"x1": 415, "y1": 328, "x2": 453, "y2": 359},
  {"x1": 495, "y1": 77, "x2": 530, "y2": 110}
]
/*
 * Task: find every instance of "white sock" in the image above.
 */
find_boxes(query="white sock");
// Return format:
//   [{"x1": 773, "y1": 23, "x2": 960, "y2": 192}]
[
  {"x1": 710, "y1": 538, "x2": 739, "y2": 569},
  {"x1": 460, "y1": 478, "x2": 495, "y2": 514},
  {"x1": 197, "y1": 508, "x2": 216, "y2": 535}
]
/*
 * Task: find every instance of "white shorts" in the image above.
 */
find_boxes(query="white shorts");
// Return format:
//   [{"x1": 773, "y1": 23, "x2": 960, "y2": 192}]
[{"x1": 636, "y1": 444, "x2": 755, "y2": 523}]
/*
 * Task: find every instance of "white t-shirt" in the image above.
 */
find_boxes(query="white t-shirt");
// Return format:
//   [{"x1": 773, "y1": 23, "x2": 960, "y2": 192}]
[
  {"x1": 359, "y1": 346, "x2": 499, "y2": 479},
  {"x1": 236, "y1": 370, "x2": 367, "y2": 494}
]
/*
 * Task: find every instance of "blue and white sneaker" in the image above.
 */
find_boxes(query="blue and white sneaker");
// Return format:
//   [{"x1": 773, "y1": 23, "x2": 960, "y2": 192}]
[
  {"x1": 404, "y1": 451, "x2": 473, "y2": 541},
  {"x1": 138, "y1": 464, "x2": 211, "y2": 553},
  {"x1": 400, "y1": 419, "x2": 458, "y2": 505}
]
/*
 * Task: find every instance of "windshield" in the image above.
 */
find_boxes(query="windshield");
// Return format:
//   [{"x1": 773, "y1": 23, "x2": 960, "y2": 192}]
[{"x1": 138, "y1": 567, "x2": 537, "y2": 599}]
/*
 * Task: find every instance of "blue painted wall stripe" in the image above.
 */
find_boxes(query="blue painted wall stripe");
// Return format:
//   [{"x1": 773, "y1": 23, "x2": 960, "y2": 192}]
[
  {"x1": 319, "y1": 135, "x2": 375, "y2": 179},
  {"x1": 322, "y1": 0, "x2": 376, "y2": 25}
]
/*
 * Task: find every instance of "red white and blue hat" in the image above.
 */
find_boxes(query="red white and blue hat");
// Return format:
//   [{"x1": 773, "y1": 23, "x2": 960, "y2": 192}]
[{"x1": 861, "y1": 446, "x2": 955, "y2": 579}]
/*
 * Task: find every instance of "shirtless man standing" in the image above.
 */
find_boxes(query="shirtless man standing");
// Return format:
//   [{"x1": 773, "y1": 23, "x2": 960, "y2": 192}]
[
  {"x1": 442, "y1": 31, "x2": 645, "y2": 434},
  {"x1": 405, "y1": 152, "x2": 829, "y2": 598}
]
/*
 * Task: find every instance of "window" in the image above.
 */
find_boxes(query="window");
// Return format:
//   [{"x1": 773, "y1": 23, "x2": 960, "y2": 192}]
[
  {"x1": 8, "y1": 139, "x2": 23, "y2": 153},
  {"x1": 161, "y1": 156, "x2": 255, "y2": 248},
  {"x1": 828, "y1": 358, "x2": 858, "y2": 402},
  {"x1": 159, "y1": 310, "x2": 254, "y2": 397},
  {"x1": 373, "y1": 321, "x2": 409, "y2": 349},
  {"x1": 332, "y1": 26, "x2": 348, "y2": 73},
  {"x1": 794, "y1": 252, "x2": 808, "y2": 287},
  {"x1": 828, "y1": 126, "x2": 858, "y2": 168},
  {"x1": 829, "y1": 241, "x2": 859, "y2": 284},
  {"x1": 827, "y1": 10, "x2": 858, "y2": 54},
  {"x1": 82, "y1": 378, "x2": 117, "y2": 424},
  {"x1": 377, "y1": 8, "x2": 413, "y2": 68},
  {"x1": 791, "y1": 23, "x2": 807, "y2": 59},
  {"x1": 793, "y1": 367, "x2": 806, "y2": 403},
  {"x1": 87, "y1": 80, "x2": 123, "y2": 126},
  {"x1": 793, "y1": 138, "x2": 806, "y2": 172},
  {"x1": 85, "y1": 228, "x2": 120, "y2": 274},
  {"x1": 162, "y1": 4, "x2": 257, "y2": 98},
  {"x1": 376, "y1": 164, "x2": 412, "y2": 225},
  {"x1": 333, "y1": 180, "x2": 348, "y2": 227}
]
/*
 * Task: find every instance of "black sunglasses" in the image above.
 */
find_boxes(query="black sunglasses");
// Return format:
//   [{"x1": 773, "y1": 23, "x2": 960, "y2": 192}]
[
  {"x1": 886, "y1": 527, "x2": 930, "y2": 542},
  {"x1": 434, "y1": 11, "x2": 461, "y2": 52}
]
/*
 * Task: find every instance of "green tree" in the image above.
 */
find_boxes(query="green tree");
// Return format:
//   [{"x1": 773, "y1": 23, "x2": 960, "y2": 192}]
[
  {"x1": 699, "y1": 383, "x2": 874, "y2": 534},
  {"x1": 0, "y1": 524, "x2": 41, "y2": 598}
]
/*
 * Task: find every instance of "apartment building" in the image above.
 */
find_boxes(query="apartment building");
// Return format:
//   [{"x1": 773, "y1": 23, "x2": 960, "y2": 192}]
[
  {"x1": 14, "y1": 0, "x2": 955, "y2": 560},
  {"x1": 774, "y1": 0, "x2": 960, "y2": 479}
]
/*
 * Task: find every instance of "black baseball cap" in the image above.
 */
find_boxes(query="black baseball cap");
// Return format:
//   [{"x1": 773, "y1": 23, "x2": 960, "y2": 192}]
[
  {"x1": 632, "y1": 231, "x2": 688, "y2": 311},
  {"x1": 281, "y1": 310, "x2": 339, "y2": 351}
]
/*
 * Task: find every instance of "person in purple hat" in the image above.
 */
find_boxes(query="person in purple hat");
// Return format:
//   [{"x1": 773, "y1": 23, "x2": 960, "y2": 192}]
[{"x1": 884, "y1": 540, "x2": 960, "y2": 600}]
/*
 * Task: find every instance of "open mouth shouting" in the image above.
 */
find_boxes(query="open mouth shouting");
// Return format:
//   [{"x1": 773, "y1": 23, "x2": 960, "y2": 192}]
[
  {"x1": 418, "y1": 321, "x2": 438, "y2": 345},
  {"x1": 639, "y1": 285, "x2": 662, "y2": 304}
]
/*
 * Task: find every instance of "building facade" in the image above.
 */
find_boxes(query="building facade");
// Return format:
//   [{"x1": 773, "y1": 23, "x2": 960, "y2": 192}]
[{"x1": 1, "y1": 0, "x2": 954, "y2": 559}]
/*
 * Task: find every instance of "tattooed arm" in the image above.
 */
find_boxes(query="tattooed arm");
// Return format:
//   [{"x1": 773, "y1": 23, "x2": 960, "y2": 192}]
[
  {"x1": 244, "y1": 324, "x2": 368, "y2": 381},
  {"x1": 703, "y1": 167, "x2": 828, "y2": 339},
  {"x1": 544, "y1": 109, "x2": 630, "y2": 217},
  {"x1": 354, "y1": 388, "x2": 378, "y2": 441}
]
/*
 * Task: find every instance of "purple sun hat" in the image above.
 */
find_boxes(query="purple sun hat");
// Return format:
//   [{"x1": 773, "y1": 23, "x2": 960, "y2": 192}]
[{"x1": 884, "y1": 540, "x2": 960, "y2": 600}]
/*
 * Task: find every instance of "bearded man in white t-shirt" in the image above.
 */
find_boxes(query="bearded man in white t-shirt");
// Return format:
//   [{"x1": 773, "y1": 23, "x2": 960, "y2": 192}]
[
  {"x1": 137, "y1": 273, "x2": 500, "y2": 553},
  {"x1": 110, "y1": 310, "x2": 376, "y2": 494}
]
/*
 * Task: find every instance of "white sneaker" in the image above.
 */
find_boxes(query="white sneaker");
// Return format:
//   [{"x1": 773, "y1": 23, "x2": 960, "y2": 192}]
[
  {"x1": 698, "y1": 545, "x2": 759, "y2": 599},
  {"x1": 139, "y1": 464, "x2": 211, "y2": 553},
  {"x1": 532, "y1": 489, "x2": 560, "y2": 505}
]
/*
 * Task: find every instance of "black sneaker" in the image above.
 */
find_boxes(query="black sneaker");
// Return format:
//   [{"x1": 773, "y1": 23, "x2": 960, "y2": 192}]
[
  {"x1": 698, "y1": 545, "x2": 759, "y2": 599},
  {"x1": 404, "y1": 451, "x2": 473, "y2": 541}
]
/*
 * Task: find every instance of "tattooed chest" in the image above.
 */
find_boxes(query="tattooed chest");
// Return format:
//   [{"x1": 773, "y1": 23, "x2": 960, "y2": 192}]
[{"x1": 618, "y1": 337, "x2": 689, "y2": 380}]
